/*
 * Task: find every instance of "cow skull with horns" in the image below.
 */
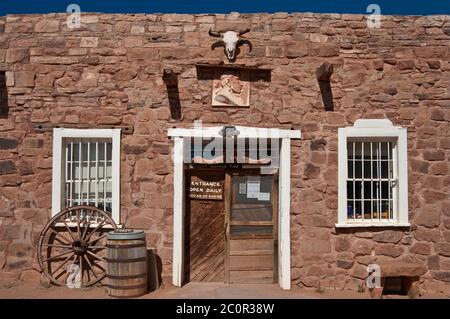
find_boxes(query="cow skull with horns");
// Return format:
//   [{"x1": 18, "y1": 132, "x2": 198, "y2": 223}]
[{"x1": 209, "y1": 28, "x2": 251, "y2": 62}]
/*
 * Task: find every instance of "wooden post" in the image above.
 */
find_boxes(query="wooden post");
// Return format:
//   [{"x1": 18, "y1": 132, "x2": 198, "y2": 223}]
[
  {"x1": 316, "y1": 63, "x2": 333, "y2": 81},
  {"x1": 316, "y1": 63, "x2": 334, "y2": 111},
  {"x1": 163, "y1": 69, "x2": 182, "y2": 120}
]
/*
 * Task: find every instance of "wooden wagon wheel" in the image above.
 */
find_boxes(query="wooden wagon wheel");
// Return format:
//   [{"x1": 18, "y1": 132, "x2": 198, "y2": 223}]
[{"x1": 37, "y1": 205, "x2": 117, "y2": 288}]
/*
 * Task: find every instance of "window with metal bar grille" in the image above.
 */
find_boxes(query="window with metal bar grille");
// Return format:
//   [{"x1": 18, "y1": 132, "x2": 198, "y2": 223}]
[
  {"x1": 63, "y1": 138, "x2": 113, "y2": 217},
  {"x1": 346, "y1": 140, "x2": 397, "y2": 222}
]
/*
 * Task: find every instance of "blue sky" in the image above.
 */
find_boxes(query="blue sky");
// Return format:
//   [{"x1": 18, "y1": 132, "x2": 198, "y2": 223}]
[{"x1": 1, "y1": 0, "x2": 449, "y2": 16}]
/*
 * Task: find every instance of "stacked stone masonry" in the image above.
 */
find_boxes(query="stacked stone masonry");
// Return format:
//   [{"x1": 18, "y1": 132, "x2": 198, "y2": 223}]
[{"x1": 0, "y1": 12, "x2": 449, "y2": 294}]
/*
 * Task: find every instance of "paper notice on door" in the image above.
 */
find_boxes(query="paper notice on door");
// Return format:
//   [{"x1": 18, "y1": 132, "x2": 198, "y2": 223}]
[
  {"x1": 258, "y1": 192, "x2": 270, "y2": 201},
  {"x1": 247, "y1": 180, "x2": 260, "y2": 199},
  {"x1": 238, "y1": 183, "x2": 247, "y2": 195}
]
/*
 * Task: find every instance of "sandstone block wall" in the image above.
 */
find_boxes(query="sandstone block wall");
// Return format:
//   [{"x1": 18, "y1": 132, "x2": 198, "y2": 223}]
[{"x1": 0, "y1": 12, "x2": 449, "y2": 294}]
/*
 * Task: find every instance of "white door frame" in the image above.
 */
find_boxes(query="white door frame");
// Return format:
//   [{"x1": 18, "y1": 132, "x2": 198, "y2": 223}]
[{"x1": 168, "y1": 125, "x2": 301, "y2": 290}]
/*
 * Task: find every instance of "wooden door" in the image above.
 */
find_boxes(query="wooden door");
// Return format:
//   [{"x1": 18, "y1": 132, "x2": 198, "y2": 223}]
[
  {"x1": 226, "y1": 170, "x2": 278, "y2": 284},
  {"x1": 185, "y1": 170, "x2": 225, "y2": 282}
]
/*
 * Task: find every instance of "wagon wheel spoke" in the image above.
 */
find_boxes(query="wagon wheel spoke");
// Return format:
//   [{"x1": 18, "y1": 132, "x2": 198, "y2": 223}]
[
  {"x1": 42, "y1": 244, "x2": 72, "y2": 249},
  {"x1": 52, "y1": 235, "x2": 71, "y2": 246},
  {"x1": 85, "y1": 219, "x2": 106, "y2": 242},
  {"x1": 79, "y1": 255, "x2": 84, "y2": 288},
  {"x1": 81, "y1": 218, "x2": 91, "y2": 240},
  {"x1": 50, "y1": 253, "x2": 76, "y2": 277},
  {"x1": 87, "y1": 233, "x2": 108, "y2": 246},
  {"x1": 76, "y1": 211, "x2": 81, "y2": 239},
  {"x1": 86, "y1": 250, "x2": 106, "y2": 262},
  {"x1": 83, "y1": 254, "x2": 99, "y2": 279},
  {"x1": 91, "y1": 261, "x2": 106, "y2": 273},
  {"x1": 43, "y1": 249, "x2": 73, "y2": 262},
  {"x1": 53, "y1": 254, "x2": 78, "y2": 281},
  {"x1": 62, "y1": 219, "x2": 77, "y2": 242},
  {"x1": 38, "y1": 205, "x2": 117, "y2": 287},
  {"x1": 48, "y1": 229, "x2": 72, "y2": 246}
]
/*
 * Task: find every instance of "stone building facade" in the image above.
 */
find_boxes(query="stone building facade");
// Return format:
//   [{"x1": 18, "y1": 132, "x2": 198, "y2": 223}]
[{"x1": 0, "y1": 12, "x2": 449, "y2": 295}]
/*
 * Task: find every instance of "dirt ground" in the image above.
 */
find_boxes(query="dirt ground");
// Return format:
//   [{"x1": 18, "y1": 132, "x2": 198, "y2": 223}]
[{"x1": 0, "y1": 281, "x2": 448, "y2": 299}]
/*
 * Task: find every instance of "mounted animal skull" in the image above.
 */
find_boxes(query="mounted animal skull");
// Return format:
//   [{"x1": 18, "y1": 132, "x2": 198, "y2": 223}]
[{"x1": 209, "y1": 28, "x2": 251, "y2": 62}]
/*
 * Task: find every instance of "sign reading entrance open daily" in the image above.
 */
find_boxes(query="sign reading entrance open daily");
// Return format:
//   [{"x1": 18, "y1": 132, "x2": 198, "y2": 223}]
[{"x1": 189, "y1": 176, "x2": 223, "y2": 200}]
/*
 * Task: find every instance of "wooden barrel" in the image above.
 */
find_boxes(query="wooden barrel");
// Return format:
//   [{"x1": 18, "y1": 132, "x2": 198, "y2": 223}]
[{"x1": 106, "y1": 230, "x2": 148, "y2": 298}]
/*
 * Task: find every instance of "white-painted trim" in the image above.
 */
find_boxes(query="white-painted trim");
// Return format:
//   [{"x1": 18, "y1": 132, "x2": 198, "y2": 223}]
[
  {"x1": 278, "y1": 138, "x2": 291, "y2": 290},
  {"x1": 172, "y1": 137, "x2": 185, "y2": 287},
  {"x1": 336, "y1": 223, "x2": 411, "y2": 228},
  {"x1": 337, "y1": 120, "x2": 409, "y2": 228},
  {"x1": 111, "y1": 129, "x2": 121, "y2": 223},
  {"x1": 51, "y1": 128, "x2": 121, "y2": 223},
  {"x1": 397, "y1": 128, "x2": 409, "y2": 225},
  {"x1": 168, "y1": 125, "x2": 301, "y2": 139},
  {"x1": 168, "y1": 126, "x2": 300, "y2": 289},
  {"x1": 52, "y1": 129, "x2": 63, "y2": 218}
]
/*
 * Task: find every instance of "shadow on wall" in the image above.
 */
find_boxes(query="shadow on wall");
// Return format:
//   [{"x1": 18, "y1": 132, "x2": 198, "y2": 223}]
[
  {"x1": 163, "y1": 69, "x2": 182, "y2": 121},
  {"x1": 0, "y1": 71, "x2": 8, "y2": 118},
  {"x1": 147, "y1": 249, "x2": 163, "y2": 292},
  {"x1": 316, "y1": 63, "x2": 334, "y2": 111},
  {"x1": 196, "y1": 65, "x2": 272, "y2": 83}
]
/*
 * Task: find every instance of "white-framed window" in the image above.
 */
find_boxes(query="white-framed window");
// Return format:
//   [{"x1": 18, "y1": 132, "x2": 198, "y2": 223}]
[
  {"x1": 337, "y1": 119, "x2": 409, "y2": 227},
  {"x1": 52, "y1": 128, "x2": 121, "y2": 223}
]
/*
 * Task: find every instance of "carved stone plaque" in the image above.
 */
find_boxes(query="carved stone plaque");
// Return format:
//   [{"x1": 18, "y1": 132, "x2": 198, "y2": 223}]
[{"x1": 212, "y1": 69, "x2": 250, "y2": 107}]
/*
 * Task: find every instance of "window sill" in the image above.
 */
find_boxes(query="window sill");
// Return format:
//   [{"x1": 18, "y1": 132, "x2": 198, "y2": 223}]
[
  {"x1": 335, "y1": 222, "x2": 410, "y2": 228},
  {"x1": 55, "y1": 222, "x2": 123, "y2": 229}
]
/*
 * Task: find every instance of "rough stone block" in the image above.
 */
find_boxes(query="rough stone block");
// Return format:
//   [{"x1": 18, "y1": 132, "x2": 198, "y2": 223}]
[
  {"x1": 14, "y1": 71, "x2": 35, "y2": 87},
  {"x1": 372, "y1": 231, "x2": 402, "y2": 244},
  {"x1": 80, "y1": 37, "x2": 99, "y2": 48},
  {"x1": 34, "y1": 19, "x2": 59, "y2": 32},
  {"x1": 0, "y1": 138, "x2": 18, "y2": 150},
  {"x1": 0, "y1": 160, "x2": 16, "y2": 175},
  {"x1": 5, "y1": 48, "x2": 28, "y2": 63}
]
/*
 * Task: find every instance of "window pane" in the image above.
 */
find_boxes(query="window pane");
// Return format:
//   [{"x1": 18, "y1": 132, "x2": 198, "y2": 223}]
[
  {"x1": 363, "y1": 143, "x2": 372, "y2": 160},
  {"x1": 381, "y1": 181, "x2": 390, "y2": 199},
  {"x1": 106, "y1": 142, "x2": 112, "y2": 161},
  {"x1": 372, "y1": 201, "x2": 379, "y2": 219},
  {"x1": 362, "y1": 200, "x2": 371, "y2": 219},
  {"x1": 347, "y1": 201, "x2": 354, "y2": 219},
  {"x1": 89, "y1": 143, "x2": 96, "y2": 161},
  {"x1": 72, "y1": 161, "x2": 79, "y2": 180},
  {"x1": 381, "y1": 161, "x2": 389, "y2": 179},
  {"x1": 389, "y1": 200, "x2": 394, "y2": 220},
  {"x1": 372, "y1": 181, "x2": 380, "y2": 199},
  {"x1": 347, "y1": 142, "x2": 353, "y2": 159},
  {"x1": 347, "y1": 181, "x2": 354, "y2": 199},
  {"x1": 363, "y1": 181, "x2": 372, "y2": 199},
  {"x1": 230, "y1": 225, "x2": 272, "y2": 237},
  {"x1": 354, "y1": 201, "x2": 362, "y2": 219},
  {"x1": 354, "y1": 160, "x2": 362, "y2": 179},
  {"x1": 66, "y1": 143, "x2": 72, "y2": 160},
  {"x1": 106, "y1": 161, "x2": 112, "y2": 179},
  {"x1": 380, "y1": 201, "x2": 390, "y2": 219},
  {"x1": 363, "y1": 161, "x2": 372, "y2": 178},
  {"x1": 63, "y1": 139, "x2": 113, "y2": 215},
  {"x1": 380, "y1": 142, "x2": 389, "y2": 160},
  {"x1": 348, "y1": 160, "x2": 353, "y2": 178},
  {"x1": 354, "y1": 181, "x2": 361, "y2": 200},
  {"x1": 72, "y1": 143, "x2": 79, "y2": 161},
  {"x1": 231, "y1": 205, "x2": 272, "y2": 221},
  {"x1": 346, "y1": 139, "x2": 396, "y2": 223},
  {"x1": 98, "y1": 143, "x2": 105, "y2": 160},
  {"x1": 81, "y1": 143, "x2": 88, "y2": 161},
  {"x1": 372, "y1": 163, "x2": 379, "y2": 179},
  {"x1": 354, "y1": 142, "x2": 362, "y2": 160},
  {"x1": 98, "y1": 161, "x2": 104, "y2": 179},
  {"x1": 82, "y1": 162, "x2": 88, "y2": 180}
]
